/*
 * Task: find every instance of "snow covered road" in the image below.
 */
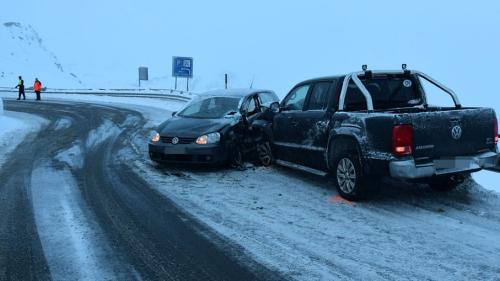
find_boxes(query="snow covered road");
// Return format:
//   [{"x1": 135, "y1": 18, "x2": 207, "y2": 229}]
[{"x1": 1, "y1": 96, "x2": 499, "y2": 281}]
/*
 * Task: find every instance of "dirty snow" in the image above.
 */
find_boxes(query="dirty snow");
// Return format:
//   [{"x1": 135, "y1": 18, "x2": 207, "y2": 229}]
[
  {"x1": 55, "y1": 141, "x2": 84, "y2": 169},
  {"x1": 53, "y1": 117, "x2": 72, "y2": 130},
  {"x1": 85, "y1": 120, "x2": 122, "y2": 149}
]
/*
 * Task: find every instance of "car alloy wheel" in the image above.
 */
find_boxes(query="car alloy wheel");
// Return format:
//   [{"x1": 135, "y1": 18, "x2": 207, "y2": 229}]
[
  {"x1": 257, "y1": 142, "x2": 273, "y2": 166},
  {"x1": 336, "y1": 157, "x2": 357, "y2": 194}
]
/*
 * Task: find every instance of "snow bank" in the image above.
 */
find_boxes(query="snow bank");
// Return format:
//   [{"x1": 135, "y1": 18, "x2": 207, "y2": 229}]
[{"x1": 0, "y1": 108, "x2": 47, "y2": 168}]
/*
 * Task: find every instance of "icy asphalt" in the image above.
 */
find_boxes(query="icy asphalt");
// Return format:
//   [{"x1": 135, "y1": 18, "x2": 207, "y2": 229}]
[
  {"x1": 0, "y1": 99, "x2": 282, "y2": 281},
  {"x1": 1, "y1": 97, "x2": 500, "y2": 281}
]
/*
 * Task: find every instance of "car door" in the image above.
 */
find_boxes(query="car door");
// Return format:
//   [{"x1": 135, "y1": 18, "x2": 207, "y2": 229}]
[
  {"x1": 273, "y1": 84, "x2": 311, "y2": 162},
  {"x1": 239, "y1": 94, "x2": 263, "y2": 143},
  {"x1": 294, "y1": 80, "x2": 338, "y2": 170}
]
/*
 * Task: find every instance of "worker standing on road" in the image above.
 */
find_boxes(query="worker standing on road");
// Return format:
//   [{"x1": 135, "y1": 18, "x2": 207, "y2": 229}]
[
  {"x1": 15, "y1": 76, "x2": 25, "y2": 100},
  {"x1": 33, "y1": 78, "x2": 42, "y2": 101}
]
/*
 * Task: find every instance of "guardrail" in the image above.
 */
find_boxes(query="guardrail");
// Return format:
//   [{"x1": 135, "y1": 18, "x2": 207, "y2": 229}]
[{"x1": 0, "y1": 87, "x2": 193, "y2": 102}]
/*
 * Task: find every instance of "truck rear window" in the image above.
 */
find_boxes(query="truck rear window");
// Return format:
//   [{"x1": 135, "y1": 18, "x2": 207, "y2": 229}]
[{"x1": 345, "y1": 75, "x2": 423, "y2": 110}]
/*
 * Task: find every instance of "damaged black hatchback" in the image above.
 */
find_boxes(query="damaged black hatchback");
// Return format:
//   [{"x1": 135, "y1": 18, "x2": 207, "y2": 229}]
[{"x1": 149, "y1": 89, "x2": 279, "y2": 166}]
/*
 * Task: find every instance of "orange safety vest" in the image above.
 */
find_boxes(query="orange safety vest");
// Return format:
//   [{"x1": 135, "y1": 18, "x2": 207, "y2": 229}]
[{"x1": 34, "y1": 81, "x2": 42, "y2": 91}]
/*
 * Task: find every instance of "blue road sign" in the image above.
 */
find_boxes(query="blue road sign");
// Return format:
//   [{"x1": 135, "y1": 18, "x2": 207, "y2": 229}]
[{"x1": 172, "y1": 57, "x2": 193, "y2": 78}]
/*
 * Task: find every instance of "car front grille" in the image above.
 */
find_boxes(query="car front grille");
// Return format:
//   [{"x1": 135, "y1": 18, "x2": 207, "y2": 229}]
[{"x1": 160, "y1": 136, "x2": 197, "y2": 144}]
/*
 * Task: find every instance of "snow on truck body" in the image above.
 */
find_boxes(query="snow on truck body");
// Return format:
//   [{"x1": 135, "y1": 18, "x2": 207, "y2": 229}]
[{"x1": 272, "y1": 67, "x2": 499, "y2": 200}]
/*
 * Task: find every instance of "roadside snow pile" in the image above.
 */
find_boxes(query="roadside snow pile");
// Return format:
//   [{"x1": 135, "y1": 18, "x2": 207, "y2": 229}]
[{"x1": 0, "y1": 109, "x2": 47, "y2": 168}]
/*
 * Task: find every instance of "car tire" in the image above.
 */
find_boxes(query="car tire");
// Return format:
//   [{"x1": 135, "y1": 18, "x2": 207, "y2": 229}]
[
  {"x1": 428, "y1": 173, "x2": 467, "y2": 191},
  {"x1": 332, "y1": 149, "x2": 378, "y2": 201},
  {"x1": 229, "y1": 146, "x2": 244, "y2": 169},
  {"x1": 257, "y1": 141, "x2": 273, "y2": 166}
]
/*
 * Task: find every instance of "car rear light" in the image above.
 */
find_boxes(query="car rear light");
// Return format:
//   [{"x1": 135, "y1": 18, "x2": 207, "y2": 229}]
[
  {"x1": 494, "y1": 117, "x2": 498, "y2": 145},
  {"x1": 392, "y1": 124, "x2": 413, "y2": 157}
]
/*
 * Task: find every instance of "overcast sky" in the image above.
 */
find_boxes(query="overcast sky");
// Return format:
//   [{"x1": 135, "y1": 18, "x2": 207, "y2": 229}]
[{"x1": 2, "y1": 0, "x2": 500, "y2": 108}]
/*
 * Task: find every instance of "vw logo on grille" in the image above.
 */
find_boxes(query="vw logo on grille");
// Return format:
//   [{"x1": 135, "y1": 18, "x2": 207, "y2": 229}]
[
  {"x1": 171, "y1": 137, "x2": 179, "y2": 144},
  {"x1": 451, "y1": 125, "x2": 462, "y2": 140}
]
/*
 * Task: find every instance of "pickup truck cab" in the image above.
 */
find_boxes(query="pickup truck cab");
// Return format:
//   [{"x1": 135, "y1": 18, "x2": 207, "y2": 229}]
[{"x1": 272, "y1": 66, "x2": 499, "y2": 200}]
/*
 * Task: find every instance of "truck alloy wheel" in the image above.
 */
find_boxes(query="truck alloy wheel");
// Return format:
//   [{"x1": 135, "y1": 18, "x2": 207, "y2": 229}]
[{"x1": 336, "y1": 157, "x2": 357, "y2": 194}]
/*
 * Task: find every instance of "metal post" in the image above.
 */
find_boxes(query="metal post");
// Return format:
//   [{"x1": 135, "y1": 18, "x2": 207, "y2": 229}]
[
  {"x1": 175, "y1": 77, "x2": 178, "y2": 90},
  {"x1": 186, "y1": 78, "x2": 189, "y2": 92},
  {"x1": 225, "y1": 74, "x2": 228, "y2": 89}
]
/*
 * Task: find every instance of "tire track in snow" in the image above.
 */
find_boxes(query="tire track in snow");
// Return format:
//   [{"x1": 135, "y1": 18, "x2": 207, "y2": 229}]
[{"x1": 2, "y1": 99, "x2": 282, "y2": 281}]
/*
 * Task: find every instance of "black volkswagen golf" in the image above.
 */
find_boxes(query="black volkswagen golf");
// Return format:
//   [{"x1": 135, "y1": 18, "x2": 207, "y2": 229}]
[{"x1": 149, "y1": 89, "x2": 279, "y2": 166}]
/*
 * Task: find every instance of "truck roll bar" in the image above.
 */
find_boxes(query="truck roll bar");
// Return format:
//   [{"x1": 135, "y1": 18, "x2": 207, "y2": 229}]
[{"x1": 338, "y1": 69, "x2": 462, "y2": 111}]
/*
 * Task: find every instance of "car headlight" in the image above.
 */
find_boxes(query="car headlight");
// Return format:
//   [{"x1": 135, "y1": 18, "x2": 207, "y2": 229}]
[
  {"x1": 196, "y1": 132, "x2": 220, "y2": 145},
  {"x1": 151, "y1": 131, "x2": 160, "y2": 142}
]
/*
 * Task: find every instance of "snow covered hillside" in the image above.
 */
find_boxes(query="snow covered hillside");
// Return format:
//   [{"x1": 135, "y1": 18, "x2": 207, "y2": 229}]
[{"x1": 0, "y1": 22, "x2": 83, "y2": 88}]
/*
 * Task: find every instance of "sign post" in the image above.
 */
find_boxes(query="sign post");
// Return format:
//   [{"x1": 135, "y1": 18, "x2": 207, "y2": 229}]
[
  {"x1": 138, "y1": 67, "x2": 148, "y2": 88},
  {"x1": 172, "y1": 57, "x2": 193, "y2": 92}
]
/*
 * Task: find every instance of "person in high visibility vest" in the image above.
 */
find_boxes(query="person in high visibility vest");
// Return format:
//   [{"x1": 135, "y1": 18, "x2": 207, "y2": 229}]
[
  {"x1": 33, "y1": 78, "x2": 42, "y2": 101},
  {"x1": 15, "y1": 76, "x2": 25, "y2": 100}
]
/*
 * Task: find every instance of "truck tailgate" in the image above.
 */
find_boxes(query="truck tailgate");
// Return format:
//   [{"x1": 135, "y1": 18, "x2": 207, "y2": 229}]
[{"x1": 411, "y1": 108, "x2": 496, "y2": 159}]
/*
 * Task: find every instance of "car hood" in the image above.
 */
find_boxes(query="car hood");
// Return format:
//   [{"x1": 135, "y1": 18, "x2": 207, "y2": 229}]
[{"x1": 157, "y1": 116, "x2": 235, "y2": 138}]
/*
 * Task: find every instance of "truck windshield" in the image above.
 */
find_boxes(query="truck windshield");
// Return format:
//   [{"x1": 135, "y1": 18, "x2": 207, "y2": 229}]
[
  {"x1": 345, "y1": 75, "x2": 423, "y2": 110},
  {"x1": 177, "y1": 96, "x2": 241, "y2": 119}
]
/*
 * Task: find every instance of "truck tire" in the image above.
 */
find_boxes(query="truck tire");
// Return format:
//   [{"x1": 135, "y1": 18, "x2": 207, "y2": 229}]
[
  {"x1": 332, "y1": 149, "x2": 378, "y2": 201},
  {"x1": 428, "y1": 173, "x2": 467, "y2": 191}
]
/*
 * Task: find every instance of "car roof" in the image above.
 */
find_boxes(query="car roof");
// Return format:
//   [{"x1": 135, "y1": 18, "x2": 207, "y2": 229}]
[{"x1": 199, "y1": 88, "x2": 274, "y2": 98}]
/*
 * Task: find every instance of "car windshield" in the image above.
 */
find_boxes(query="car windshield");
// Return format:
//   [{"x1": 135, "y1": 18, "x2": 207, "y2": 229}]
[
  {"x1": 345, "y1": 75, "x2": 424, "y2": 110},
  {"x1": 177, "y1": 96, "x2": 241, "y2": 118}
]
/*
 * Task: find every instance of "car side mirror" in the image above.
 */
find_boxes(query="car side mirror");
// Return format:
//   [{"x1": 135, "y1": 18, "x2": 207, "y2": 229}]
[
  {"x1": 270, "y1": 102, "x2": 280, "y2": 113},
  {"x1": 171, "y1": 111, "x2": 177, "y2": 117}
]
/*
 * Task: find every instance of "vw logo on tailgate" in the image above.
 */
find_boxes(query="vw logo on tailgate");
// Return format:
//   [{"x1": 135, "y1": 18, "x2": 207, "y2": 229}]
[
  {"x1": 451, "y1": 125, "x2": 462, "y2": 140},
  {"x1": 171, "y1": 137, "x2": 179, "y2": 144}
]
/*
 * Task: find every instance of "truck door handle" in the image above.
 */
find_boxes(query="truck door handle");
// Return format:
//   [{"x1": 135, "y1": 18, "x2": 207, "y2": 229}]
[{"x1": 291, "y1": 121, "x2": 298, "y2": 126}]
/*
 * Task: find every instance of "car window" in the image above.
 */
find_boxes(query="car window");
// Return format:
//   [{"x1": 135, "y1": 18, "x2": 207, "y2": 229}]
[
  {"x1": 306, "y1": 82, "x2": 331, "y2": 110},
  {"x1": 258, "y1": 92, "x2": 276, "y2": 106},
  {"x1": 282, "y1": 85, "x2": 310, "y2": 111},
  {"x1": 178, "y1": 96, "x2": 241, "y2": 118},
  {"x1": 245, "y1": 96, "x2": 259, "y2": 116}
]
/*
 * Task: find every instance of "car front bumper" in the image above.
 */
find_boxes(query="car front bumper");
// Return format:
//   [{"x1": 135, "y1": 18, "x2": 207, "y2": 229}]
[
  {"x1": 389, "y1": 151, "x2": 500, "y2": 179},
  {"x1": 148, "y1": 142, "x2": 228, "y2": 164}
]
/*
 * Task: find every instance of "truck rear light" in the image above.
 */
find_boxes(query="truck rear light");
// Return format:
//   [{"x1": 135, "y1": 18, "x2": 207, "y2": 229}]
[
  {"x1": 494, "y1": 117, "x2": 498, "y2": 145},
  {"x1": 392, "y1": 124, "x2": 413, "y2": 157}
]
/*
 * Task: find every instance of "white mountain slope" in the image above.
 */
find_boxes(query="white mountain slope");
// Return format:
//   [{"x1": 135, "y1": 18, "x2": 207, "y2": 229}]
[{"x1": 0, "y1": 22, "x2": 83, "y2": 88}]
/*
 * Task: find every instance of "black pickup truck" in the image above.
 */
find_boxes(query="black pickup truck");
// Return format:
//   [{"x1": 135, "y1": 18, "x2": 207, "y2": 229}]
[{"x1": 271, "y1": 66, "x2": 499, "y2": 200}]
